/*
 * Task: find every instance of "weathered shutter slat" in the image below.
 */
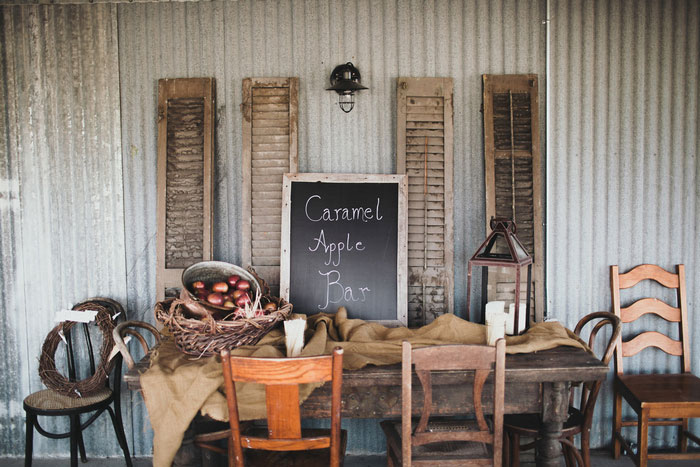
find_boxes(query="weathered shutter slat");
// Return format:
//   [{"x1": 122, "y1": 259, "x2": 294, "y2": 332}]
[
  {"x1": 397, "y1": 78, "x2": 454, "y2": 326},
  {"x1": 482, "y1": 74, "x2": 543, "y2": 322},
  {"x1": 156, "y1": 78, "x2": 215, "y2": 301},
  {"x1": 242, "y1": 78, "x2": 299, "y2": 295}
]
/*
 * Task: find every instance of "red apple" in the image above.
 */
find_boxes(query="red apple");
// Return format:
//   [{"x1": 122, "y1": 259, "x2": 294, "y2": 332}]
[
  {"x1": 212, "y1": 281, "x2": 229, "y2": 293},
  {"x1": 236, "y1": 280, "x2": 251, "y2": 291},
  {"x1": 195, "y1": 289, "x2": 209, "y2": 300},
  {"x1": 231, "y1": 289, "x2": 245, "y2": 300},
  {"x1": 235, "y1": 294, "x2": 251, "y2": 307},
  {"x1": 227, "y1": 275, "x2": 240, "y2": 287},
  {"x1": 207, "y1": 292, "x2": 224, "y2": 306},
  {"x1": 191, "y1": 280, "x2": 206, "y2": 290}
]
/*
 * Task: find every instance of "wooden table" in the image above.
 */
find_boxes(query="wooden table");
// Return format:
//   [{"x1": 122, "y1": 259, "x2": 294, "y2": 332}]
[{"x1": 125, "y1": 345, "x2": 608, "y2": 467}]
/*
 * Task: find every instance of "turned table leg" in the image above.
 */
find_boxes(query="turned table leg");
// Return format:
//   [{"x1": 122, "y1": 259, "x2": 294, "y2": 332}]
[{"x1": 536, "y1": 381, "x2": 571, "y2": 467}]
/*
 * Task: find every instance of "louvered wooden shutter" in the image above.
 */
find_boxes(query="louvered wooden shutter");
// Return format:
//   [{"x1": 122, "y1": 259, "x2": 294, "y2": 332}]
[
  {"x1": 482, "y1": 74, "x2": 543, "y2": 322},
  {"x1": 397, "y1": 78, "x2": 454, "y2": 326},
  {"x1": 156, "y1": 78, "x2": 215, "y2": 300},
  {"x1": 241, "y1": 78, "x2": 299, "y2": 296}
]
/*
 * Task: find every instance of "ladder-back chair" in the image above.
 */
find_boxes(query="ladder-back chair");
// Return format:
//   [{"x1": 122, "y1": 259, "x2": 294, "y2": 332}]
[
  {"x1": 611, "y1": 264, "x2": 700, "y2": 467},
  {"x1": 381, "y1": 340, "x2": 506, "y2": 466}
]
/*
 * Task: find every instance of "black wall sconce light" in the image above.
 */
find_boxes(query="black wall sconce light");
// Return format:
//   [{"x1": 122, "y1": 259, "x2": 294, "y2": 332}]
[{"x1": 326, "y1": 62, "x2": 368, "y2": 113}]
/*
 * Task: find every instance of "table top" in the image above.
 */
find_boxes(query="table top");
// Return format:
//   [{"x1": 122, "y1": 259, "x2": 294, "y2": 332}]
[{"x1": 124, "y1": 344, "x2": 608, "y2": 391}]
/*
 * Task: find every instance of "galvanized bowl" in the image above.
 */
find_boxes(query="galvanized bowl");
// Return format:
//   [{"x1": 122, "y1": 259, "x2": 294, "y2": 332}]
[{"x1": 181, "y1": 261, "x2": 262, "y2": 319}]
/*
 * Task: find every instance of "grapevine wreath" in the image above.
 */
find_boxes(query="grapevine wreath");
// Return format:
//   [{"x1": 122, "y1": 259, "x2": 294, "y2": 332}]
[{"x1": 38, "y1": 301, "x2": 117, "y2": 398}]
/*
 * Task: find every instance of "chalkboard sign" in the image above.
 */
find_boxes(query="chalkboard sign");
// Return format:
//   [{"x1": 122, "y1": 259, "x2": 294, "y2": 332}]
[{"x1": 280, "y1": 173, "x2": 407, "y2": 325}]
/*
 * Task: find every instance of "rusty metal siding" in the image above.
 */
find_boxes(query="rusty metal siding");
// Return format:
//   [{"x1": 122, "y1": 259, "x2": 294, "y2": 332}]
[
  {"x1": 547, "y1": 0, "x2": 700, "y2": 450},
  {"x1": 0, "y1": 4, "x2": 128, "y2": 457}
]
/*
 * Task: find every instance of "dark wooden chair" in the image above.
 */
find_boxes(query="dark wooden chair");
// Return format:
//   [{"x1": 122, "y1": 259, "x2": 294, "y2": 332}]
[
  {"x1": 611, "y1": 264, "x2": 700, "y2": 467},
  {"x1": 23, "y1": 297, "x2": 132, "y2": 467},
  {"x1": 380, "y1": 339, "x2": 506, "y2": 466},
  {"x1": 194, "y1": 347, "x2": 346, "y2": 467},
  {"x1": 503, "y1": 311, "x2": 621, "y2": 467},
  {"x1": 112, "y1": 320, "x2": 162, "y2": 370}
]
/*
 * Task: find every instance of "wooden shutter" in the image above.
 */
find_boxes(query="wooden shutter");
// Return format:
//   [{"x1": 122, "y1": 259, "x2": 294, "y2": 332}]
[
  {"x1": 241, "y1": 78, "x2": 299, "y2": 296},
  {"x1": 397, "y1": 78, "x2": 454, "y2": 326},
  {"x1": 482, "y1": 74, "x2": 543, "y2": 322},
  {"x1": 156, "y1": 78, "x2": 215, "y2": 301}
]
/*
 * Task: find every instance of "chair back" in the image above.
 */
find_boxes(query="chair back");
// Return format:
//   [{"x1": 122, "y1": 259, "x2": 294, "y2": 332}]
[
  {"x1": 402, "y1": 340, "x2": 506, "y2": 466},
  {"x1": 113, "y1": 321, "x2": 162, "y2": 370},
  {"x1": 572, "y1": 312, "x2": 621, "y2": 431},
  {"x1": 222, "y1": 347, "x2": 344, "y2": 467},
  {"x1": 611, "y1": 264, "x2": 691, "y2": 375},
  {"x1": 66, "y1": 298, "x2": 125, "y2": 389}
]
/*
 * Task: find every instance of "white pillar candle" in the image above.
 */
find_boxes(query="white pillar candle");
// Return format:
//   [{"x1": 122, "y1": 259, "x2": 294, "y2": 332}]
[
  {"x1": 506, "y1": 302, "x2": 527, "y2": 335},
  {"x1": 486, "y1": 311, "x2": 506, "y2": 346},
  {"x1": 484, "y1": 301, "x2": 506, "y2": 323}
]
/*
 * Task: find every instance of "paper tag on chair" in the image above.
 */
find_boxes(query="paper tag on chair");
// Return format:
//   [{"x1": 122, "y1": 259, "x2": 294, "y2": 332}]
[{"x1": 54, "y1": 309, "x2": 99, "y2": 323}]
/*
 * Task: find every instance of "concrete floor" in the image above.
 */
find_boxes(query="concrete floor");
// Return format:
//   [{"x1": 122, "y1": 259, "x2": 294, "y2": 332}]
[{"x1": 2, "y1": 451, "x2": 700, "y2": 466}]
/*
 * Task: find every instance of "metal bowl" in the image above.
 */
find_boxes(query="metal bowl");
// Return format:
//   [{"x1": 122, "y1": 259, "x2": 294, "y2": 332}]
[{"x1": 181, "y1": 261, "x2": 262, "y2": 315}]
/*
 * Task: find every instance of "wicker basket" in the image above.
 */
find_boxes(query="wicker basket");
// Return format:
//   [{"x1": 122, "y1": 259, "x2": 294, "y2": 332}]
[{"x1": 155, "y1": 268, "x2": 292, "y2": 357}]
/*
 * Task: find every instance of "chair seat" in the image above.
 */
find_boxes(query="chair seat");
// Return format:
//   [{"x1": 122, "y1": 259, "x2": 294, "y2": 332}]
[
  {"x1": 245, "y1": 428, "x2": 347, "y2": 467},
  {"x1": 24, "y1": 387, "x2": 112, "y2": 412},
  {"x1": 615, "y1": 373, "x2": 700, "y2": 417},
  {"x1": 505, "y1": 406, "x2": 585, "y2": 438},
  {"x1": 195, "y1": 426, "x2": 347, "y2": 467},
  {"x1": 381, "y1": 419, "x2": 492, "y2": 464}
]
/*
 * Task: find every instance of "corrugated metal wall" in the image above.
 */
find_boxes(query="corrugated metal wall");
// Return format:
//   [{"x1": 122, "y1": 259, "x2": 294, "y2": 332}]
[
  {"x1": 0, "y1": 4, "x2": 129, "y2": 457},
  {"x1": 117, "y1": 0, "x2": 544, "y2": 455},
  {"x1": 1, "y1": 0, "x2": 698, "y2": 459},
  {"x1": 547, "y1": 0, "x2": 700, "y2": 450}
]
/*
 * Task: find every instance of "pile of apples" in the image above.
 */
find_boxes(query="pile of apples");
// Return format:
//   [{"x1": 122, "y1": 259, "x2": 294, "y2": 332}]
[{"x1": 189, "y1": 274, "x2": 278, "y2": 319}]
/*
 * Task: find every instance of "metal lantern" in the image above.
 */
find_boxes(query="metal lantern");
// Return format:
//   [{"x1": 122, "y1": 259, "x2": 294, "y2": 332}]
[
  {"x1": 326, "y1": 62, "x2": 368, "y2": 113},
  {"x1": 467, "y1": 218, "x2": 533, "y2": 334}
]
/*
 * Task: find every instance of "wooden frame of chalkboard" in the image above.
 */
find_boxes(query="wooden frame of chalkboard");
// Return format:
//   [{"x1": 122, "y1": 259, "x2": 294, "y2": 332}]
[{"x1": 280, "y1": 173, "x2": 408, "y2": 326}]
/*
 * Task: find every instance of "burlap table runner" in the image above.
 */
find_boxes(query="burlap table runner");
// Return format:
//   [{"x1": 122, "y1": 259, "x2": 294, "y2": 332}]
[{"x1": 141, "y1": 307, "x2": 585, "y2": 467}]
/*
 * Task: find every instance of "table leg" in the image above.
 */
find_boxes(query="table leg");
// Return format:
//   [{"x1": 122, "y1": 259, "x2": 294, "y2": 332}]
[{"x1": 536, "y1": 381, "x2": 571, "y2": 467}]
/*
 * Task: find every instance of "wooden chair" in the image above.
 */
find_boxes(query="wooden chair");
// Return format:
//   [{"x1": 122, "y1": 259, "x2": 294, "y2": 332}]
[
  {"x1": 380, "y1": 340, "x2": 506, "y2": 466},
  {"x1": 112, "y1": 320, "x2": 162, "y2": 370},
  {"x1": 611, "y1": 264, "x2": 700, "y2": 467},
  {"x1": 194, "y1": 347, "x2": 346, "y2": 467},
  {"x1": 503, "y1": 311, "x2": 621, "y2": 467},
  {"x1": 23, "y1": 298, "x2": 132, "y2": 467}
]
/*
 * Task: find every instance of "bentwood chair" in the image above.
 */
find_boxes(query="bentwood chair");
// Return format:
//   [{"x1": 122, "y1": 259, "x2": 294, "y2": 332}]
[
  {"x1": 23, "y1": 298, "x2": 132, "y2": 467},
  {"x1": 194, "y1": 347, "x2": 346, "y2": 467},
  {"x1": 611, "y1": 264, "x2": 700, "y2": 467},
  {"x1": 503, "y1": 311, "x2": 621, "y2": 467},
  {"x1": 381, "y1": 340, "x2": 506, "y2": 466},
  {"x1": 112, "y1": 320, "x2": 162, "y2": 370}
]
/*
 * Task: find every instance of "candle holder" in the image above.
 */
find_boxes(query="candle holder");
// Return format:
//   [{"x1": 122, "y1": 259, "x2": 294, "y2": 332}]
[{"x1": 467, "y1": 218, "x2": 533, "y2": 335}]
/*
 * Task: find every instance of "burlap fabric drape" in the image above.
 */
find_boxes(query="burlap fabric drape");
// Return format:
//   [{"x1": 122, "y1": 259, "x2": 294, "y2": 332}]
[{"x1": 141, "y1": 307, "x2": 586, "y2": 467}]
